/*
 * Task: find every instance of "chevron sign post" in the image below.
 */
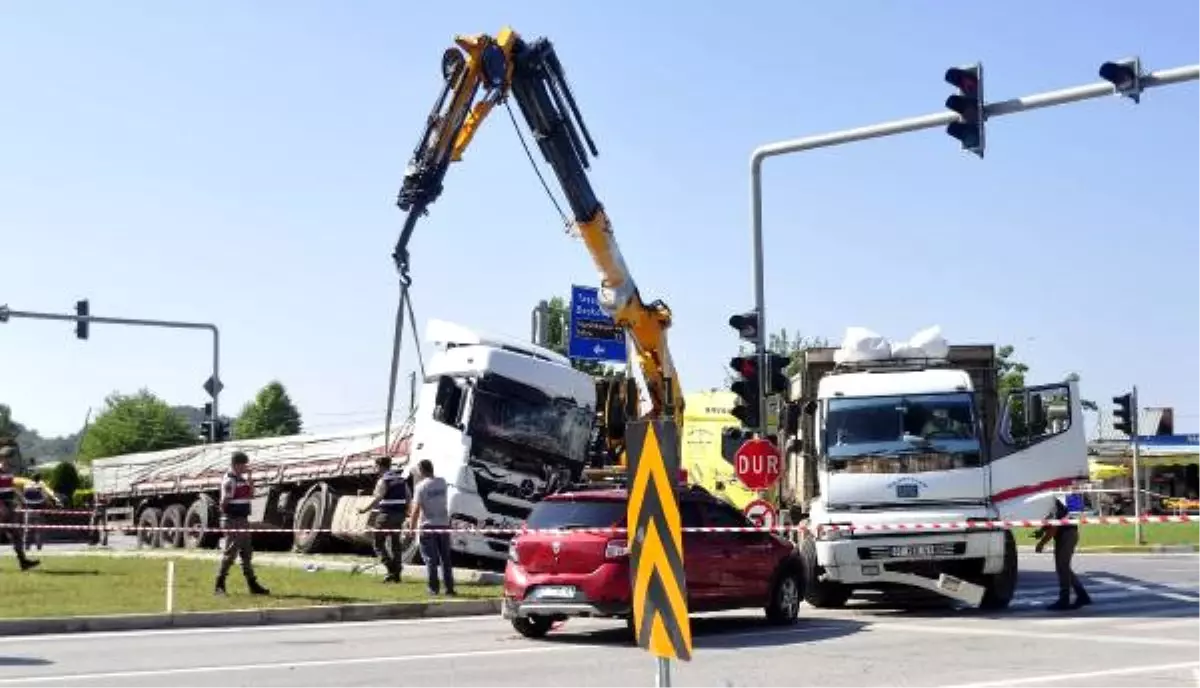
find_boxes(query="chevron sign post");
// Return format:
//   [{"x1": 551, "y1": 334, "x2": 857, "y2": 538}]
[{"x1": 626, "y1": 418, "x2": 692, "y2": 677}]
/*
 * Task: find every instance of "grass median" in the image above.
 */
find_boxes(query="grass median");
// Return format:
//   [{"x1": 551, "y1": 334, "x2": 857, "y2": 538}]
[
  {"x1": 1013, "y1": 521, "x2": 1198, "y2": 548},
  {"x1": 0, "y1": 556, "x2": 502, "y2": 620}
]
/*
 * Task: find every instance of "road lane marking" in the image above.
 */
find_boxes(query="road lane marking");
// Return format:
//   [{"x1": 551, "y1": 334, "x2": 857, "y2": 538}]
[
  {"x1": 938, "y1": 660, "x2": 1200, "y2": 687},
  {"x1": 0, "y1": 614, "x2": 503, "y2": 645},
  {"x1": 1090, "y1": 576, "x2": 1200, "y2": 603},
  {"x1": 0, "y1": 645, "x2": 586, "y2": 684},
  {"x1": 867, "y1": 621, "x2": 1197, "y2": 647}
]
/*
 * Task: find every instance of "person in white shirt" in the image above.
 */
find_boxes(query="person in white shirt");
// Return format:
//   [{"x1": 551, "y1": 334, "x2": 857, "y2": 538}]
[{"x1": 407, "y1": 459, "x2": 455, "y2": 596}]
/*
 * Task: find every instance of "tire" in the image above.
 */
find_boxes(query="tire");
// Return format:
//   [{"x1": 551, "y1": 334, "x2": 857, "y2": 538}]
[
  {"x1": 765, "y1": 561, "x2": 805, "y2": 625},
  {"x1": 184, "y1": 496, "x2": 222, "y2": 549},
  {"x1": 511, "y1": 615, "x2": 555, "y2": 639},
  {"x1": 978, "y1": 531, "x2": 1018, "y2": 610},
  {"x1": 293, "y1": 484, "x2": 335, "y2": 554},
  {"x1": 160, "y1": 504, "x2": 188, "y2": 549},
  {"x1": 137, "y1": 507, "x2": 163, "y2": 549},
  {"x1": 800, "y1": 537, "x2": 852, "y2": 609}
]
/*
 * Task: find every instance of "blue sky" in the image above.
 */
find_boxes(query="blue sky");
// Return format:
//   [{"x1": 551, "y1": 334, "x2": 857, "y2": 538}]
[{"x1": 1, "y1": 1, "x2": 1196, "y2": 439}]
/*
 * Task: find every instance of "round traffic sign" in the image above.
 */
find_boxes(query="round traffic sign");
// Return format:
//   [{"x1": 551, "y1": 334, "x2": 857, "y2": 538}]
[
  {"x1": 743, "y1": 499, "x2": 778, "y2": 531},
  {"x1": 734, "y1": 438, "x2": 782, "y2": 490}
]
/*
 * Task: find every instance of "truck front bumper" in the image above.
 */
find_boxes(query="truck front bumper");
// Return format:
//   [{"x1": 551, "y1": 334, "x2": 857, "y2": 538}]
[{"x1": 815, "y1": 529, "x2": 1007, "y2": 606}]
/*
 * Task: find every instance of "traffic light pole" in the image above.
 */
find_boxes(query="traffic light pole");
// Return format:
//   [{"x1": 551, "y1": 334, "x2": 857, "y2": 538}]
[
  {"x1": 0, "y1": 305, "x2": 222, "y2": 442},
  {"x1": 1130, "y1": 386, "x2": 1143, "y2": 546},
  {"x1": 748, "y1": 63, "x2": 1199, "y2": 433}
]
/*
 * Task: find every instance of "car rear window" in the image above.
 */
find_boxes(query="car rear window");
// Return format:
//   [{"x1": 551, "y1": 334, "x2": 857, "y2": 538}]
[{"x1": 525, "y1": 499, "x2": 627, "y2": 530}]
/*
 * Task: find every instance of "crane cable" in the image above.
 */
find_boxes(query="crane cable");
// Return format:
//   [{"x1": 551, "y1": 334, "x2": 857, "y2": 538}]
[
  {"x1": 381, "y1": 270, "x2": 426, "y2": 459},
  {"x1": 504, "y1": 100, "x2": 571, "y2": 229}
]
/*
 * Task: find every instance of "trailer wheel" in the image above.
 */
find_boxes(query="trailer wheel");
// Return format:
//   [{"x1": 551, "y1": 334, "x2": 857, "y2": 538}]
[
  {"x1": 184, "y1": 496, "x2": 221, "y2": 549},
  {"x1": 800, "y1": 536, "x2": 851, "y2": 609},
  {"x1": 137, "y1": 507, "x2": 163, "y2": 549},
  {"x1": 978, "y1": 531, "x2": 1018, "y2": 610},
  {"x1": 293, "y1": 483, "x2": 335, "y2": 554},
  {"x1": 159, "y1": 504, "x2": 187, "y2": 548}
]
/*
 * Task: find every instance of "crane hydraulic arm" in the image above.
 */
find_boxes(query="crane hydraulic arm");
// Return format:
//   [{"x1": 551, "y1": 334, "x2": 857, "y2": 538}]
[{"x1": 393, "y1": 27, "x2": 683, "y2": 422}]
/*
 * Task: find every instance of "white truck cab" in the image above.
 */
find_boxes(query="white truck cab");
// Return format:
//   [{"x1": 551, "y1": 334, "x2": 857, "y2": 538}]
[
  {"x1": 790, "y1": 328, "x2": 1088, "y2": 609},
  {"x1": 404, "y1": 320, "x2": 598, "y2": 564}
]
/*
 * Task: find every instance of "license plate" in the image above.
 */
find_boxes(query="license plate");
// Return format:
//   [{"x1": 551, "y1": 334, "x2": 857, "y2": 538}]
[
  {"x1": 533, "y1": 585, "x2": 576, "y2": 599},
  {"x1": 896, "y1": 484, "x2": 919, "y2": 498},
  {"x1": 890, "y1": 544, "x2": 938, "y2": 558}
]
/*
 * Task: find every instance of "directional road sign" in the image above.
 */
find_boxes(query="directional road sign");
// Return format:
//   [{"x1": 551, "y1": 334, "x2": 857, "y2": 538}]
[
  {"x1": 626, "y1": 419, "x2": 692, "y2": 662},
  {"x1": 735, "y1": 437, "x2": 782, "y2": 491},
  {"x1": 743, "y1": 499, "x2": 778, "y2": 531},
  {"x1": 568, "y1": 284, "x2": 627, "y2": 363}
]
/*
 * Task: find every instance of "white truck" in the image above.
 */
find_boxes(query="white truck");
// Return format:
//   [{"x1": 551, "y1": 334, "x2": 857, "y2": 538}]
[
  {"x1": 92, "y1": 319, "x2": 598, "y2": 567},
  {"x1": 779, "y1": 328, "x2": 1088, "y2": 609}
]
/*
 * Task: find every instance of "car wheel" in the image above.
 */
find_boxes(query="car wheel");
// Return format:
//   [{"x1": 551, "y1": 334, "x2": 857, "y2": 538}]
[
  {"x1": 766, "y1": 567, "x2": 803, "y2": 625},
  {"x1": 511, "y1": 615, "x2": 555, "y2": 639}
]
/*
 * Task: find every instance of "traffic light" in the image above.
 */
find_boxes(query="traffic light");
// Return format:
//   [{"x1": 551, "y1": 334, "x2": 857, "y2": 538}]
[
  {"x1": 765, "y1": 352, "x2": 789, "y2": 397},
  {"x1": 74, "y1": 299, "x2": 89, "y2": 340},
  {"x1": 200, "y1": 402, "x2": 216, "y2": 442},
  {"x1": 944, "y1": 63, "x2": 985, "y2": 158},
  {"x1": 729, "y1": 355, "x2": 760, "y2": 429},
  {"x1": 728, "y1": 311, "x2": 759, "y2": 343},
  {"x1": 1112, "y1": 392, "x2": 1135, "y2": 436},
  {"x1": 216, "y1": 418, "x2": 232, "y2": 443},
  {"x1": 1099, "y1": 57, "x2": 1143, "y2": 104}
]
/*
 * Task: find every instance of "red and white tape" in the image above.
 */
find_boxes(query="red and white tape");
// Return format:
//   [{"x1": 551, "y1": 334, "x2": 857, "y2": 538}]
[{"x1": 6, "y1": 514, "x2": 1196, "y2": 536}]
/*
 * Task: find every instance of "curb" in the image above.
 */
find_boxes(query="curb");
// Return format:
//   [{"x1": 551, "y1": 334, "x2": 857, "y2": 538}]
[
  {"x1": 33, "y1": 547, "x2": 505, "y2": 585},
  {"x1": 0, "y1": 598, "x2": 503, "y2": 638},
  {"x1": 1017, "y1": 544, "x2": 1198, "y2": 554}
]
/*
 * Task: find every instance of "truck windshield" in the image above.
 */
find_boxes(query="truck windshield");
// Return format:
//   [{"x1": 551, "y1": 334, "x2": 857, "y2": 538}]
[
  {"x1": 468, "y1": 387, "x2": 593, "y2": 463},
  {"x1": 824, "y1": 392, "x2": 980, "y2": 467}
]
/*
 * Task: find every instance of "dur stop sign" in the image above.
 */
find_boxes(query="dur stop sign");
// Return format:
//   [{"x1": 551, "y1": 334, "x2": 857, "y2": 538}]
[{"x1": 734, "y1": 438, "x2": 782, "y2": 490}]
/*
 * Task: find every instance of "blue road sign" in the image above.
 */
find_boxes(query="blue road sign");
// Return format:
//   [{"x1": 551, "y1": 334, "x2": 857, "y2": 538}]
[{"x1": 568, "y1": 285, "x2": 627, "y2": 363}]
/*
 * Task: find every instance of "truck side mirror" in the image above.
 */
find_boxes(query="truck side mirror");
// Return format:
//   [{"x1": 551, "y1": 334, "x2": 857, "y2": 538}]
[{"x1": 433, "y1": 376, "x2": 461, "y2": 425}]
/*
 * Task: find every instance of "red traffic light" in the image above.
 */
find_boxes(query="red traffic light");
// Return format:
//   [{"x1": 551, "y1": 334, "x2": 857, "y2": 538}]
[
  {"x1": 730, "y1": 356, "x2": 756, "y2": 379},
  {"x1": 945, "y1": 67, "x2": 980, "y2": 94}
]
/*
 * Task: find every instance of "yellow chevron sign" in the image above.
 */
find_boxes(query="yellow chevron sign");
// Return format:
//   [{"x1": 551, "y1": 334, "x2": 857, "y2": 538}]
[{"x1": 626, "y1": 419, "x2": 693, "y2": 661}]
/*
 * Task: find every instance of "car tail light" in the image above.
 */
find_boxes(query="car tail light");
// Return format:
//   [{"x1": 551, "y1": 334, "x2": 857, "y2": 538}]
[{"x1": 605, "y1": 539, "x2": 629, "y2": 559}]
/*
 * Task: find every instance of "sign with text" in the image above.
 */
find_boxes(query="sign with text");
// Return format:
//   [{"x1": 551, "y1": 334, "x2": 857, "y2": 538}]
[{"x1": 568, "y1": 284, "x2": 627, "y2": 363}]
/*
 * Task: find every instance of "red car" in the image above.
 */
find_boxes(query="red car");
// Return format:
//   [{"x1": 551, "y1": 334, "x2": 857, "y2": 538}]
[{"x1": 502, "y1": 486, "x2": 805, "y2": 638}]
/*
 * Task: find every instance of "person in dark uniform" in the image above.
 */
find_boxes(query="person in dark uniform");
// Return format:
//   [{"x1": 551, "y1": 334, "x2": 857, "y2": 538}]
[
  {"x1": 358, "y1": 456, "x2": 410, "y2": 583},
  {"x1": 1035, "y1": 496, "x2": 1091, "y2": 611},
  {"x1": 0, "y1": 447, "x2": 39, "y2": 571},
  {"x1": 215, "y1": 452, "x2": 269, "y2": 596}
]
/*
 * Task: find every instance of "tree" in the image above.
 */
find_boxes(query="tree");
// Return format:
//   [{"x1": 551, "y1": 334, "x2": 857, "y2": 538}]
[
  {"x1": 234, "y1": 381, "x2": 304, "y2": 440},
  {"x1": 49, "y1": 461, "x2": 81, "y2": 501},
  {"x1": 0, "y1": 404, "x2": 23, "y2": 439},
  {"x1": 544, "y1": 296, "x2": 621, "y2": 378},
  {"x1": 996, "y1": 345, "x2": 1029, "y2": 400},
  {"x1": 78, "y1": 390, "x2": 199, "y2": 462}
]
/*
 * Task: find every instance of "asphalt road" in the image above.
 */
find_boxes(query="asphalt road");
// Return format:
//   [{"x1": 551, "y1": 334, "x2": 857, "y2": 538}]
[{"x1": 1, "y1": 553, "x2": 1196, "y2": 687}]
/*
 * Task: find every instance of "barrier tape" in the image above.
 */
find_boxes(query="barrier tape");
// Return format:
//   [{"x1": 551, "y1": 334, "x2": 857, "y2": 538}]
[
  {"x1": 5, "y1": 514, "x2": 1196, "y2": 536},
  {"x1": 13, "y1": 507, "x2": 94, "y2": 516}
]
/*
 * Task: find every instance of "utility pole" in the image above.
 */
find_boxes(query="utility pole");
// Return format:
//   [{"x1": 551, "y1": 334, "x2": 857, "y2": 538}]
[{"x1": 0, "y1": 304, "x2": 222, "y2": 442}]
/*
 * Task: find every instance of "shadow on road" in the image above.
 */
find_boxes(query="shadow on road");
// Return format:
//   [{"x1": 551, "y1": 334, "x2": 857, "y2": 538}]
[
  {"x1": 0, "y1": 657, "x2": 54, "y2": 667},
  {"x1": 536, "y1": 615, "x2": 865, "y2": 649}
]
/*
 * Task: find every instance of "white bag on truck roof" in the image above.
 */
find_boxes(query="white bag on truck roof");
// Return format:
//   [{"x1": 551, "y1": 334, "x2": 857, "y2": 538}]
[
  {"x1": 893, "y1": 325, "x2": 950, "y2": 360},
  {"x1": 834, "y1": 327, "x2": 892, "y2": 364}
]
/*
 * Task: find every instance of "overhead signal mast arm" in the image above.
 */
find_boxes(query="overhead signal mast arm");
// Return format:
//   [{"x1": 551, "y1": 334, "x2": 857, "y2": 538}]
[{"x1": 393, "y1": 27, "x2": 682, "y2": 419}]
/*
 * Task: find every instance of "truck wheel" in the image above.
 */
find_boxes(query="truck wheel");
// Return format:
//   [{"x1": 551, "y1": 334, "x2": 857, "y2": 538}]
[
  {"x1": 765, "y1": 562, "x2": 804, "y2": 625},
  {"x1": 184, "y1": 496, "x2": 221, "y2": 549},
  {"x1": 160, "y1": 504, "x2": 188, "y2": 548},
  {"x1": 293, "y1": 484, "x2": 335, "y2": 554},
  {"x1": 511, "y1": 615, "x2": 554, "y2": 639},
  {"x1": 979, "y1": 531, "x2": 1018, "y2": 610},
  {"x1": 137, "y1": 507, "x2": 163, "y2": 549},
  {"x1": 800, "y1": 537, "x2": 851, "y2": 609}
]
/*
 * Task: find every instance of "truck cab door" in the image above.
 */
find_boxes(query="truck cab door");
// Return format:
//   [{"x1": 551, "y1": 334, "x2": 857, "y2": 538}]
[{"x1": 989, "y1": 380, "x2": 1088, "y2": 520}]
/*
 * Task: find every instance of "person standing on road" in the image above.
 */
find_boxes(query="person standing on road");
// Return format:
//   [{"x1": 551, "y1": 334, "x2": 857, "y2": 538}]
[
  {"x1": 407, "y1": 459, "x2": 455, "y2": 596},
  {"x1": 0, "y1": 447, "x2": 39, "y2": 571},
  {"x1": 22, "y1": 474, "x2": 61, "y2": 551},
  {"x1": 215, "y1": 451, "x2": 270, "y2": 596},
  {"x1": 358, "y1": 456, "x2": 410, "y2": 583},
  {"x1": 1035, "y1": 496, "x2": 1091, "y2": 611}
]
